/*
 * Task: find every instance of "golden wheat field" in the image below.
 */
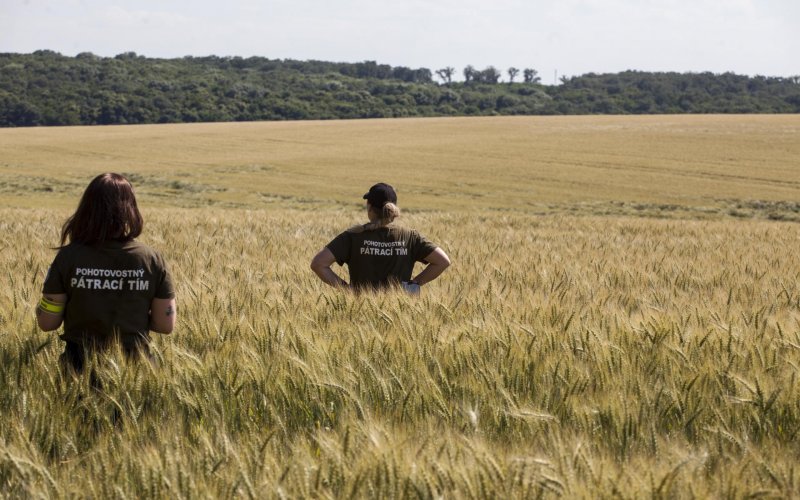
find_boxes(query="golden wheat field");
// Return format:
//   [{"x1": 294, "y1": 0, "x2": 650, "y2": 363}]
[{"x1": 1, "y1": 115, "x2": 800, "y2": 498}]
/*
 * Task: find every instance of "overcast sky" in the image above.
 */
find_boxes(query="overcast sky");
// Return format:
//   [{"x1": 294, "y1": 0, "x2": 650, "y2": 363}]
[{"x1": 2, "y1": 0, "x2": 798, "y2": 82}]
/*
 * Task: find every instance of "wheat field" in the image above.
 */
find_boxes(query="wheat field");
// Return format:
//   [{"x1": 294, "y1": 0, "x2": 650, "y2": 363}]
[
  {"x1": 1, "y1": 115, "x2": 799, "y2": 216},
  {"x1": 1, "y1": 115, "x2": 800, "y2": 497}
]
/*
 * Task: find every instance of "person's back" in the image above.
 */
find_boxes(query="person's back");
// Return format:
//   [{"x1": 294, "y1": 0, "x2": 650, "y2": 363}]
[
  {"x1": 44, "y1": 239, "x2": 173, "y2": 349},
  {"x1": 311, "y1": 183, "x2": 450, "y2": 292},
  {"x1": 36, "y1": 173, "x2": 176, "y2": 373},
  {"x1": 326, "y1": 223, "x2": 436, "y2": 289}
]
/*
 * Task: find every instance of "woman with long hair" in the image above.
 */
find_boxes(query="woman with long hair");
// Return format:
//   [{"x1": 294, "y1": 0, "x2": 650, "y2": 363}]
[
  {"x1": 36, "y1": 173, "x2": 176, "y2": 372},
  {"x1": 311, "y1": 182, "x2": 450, "y2": 291}
]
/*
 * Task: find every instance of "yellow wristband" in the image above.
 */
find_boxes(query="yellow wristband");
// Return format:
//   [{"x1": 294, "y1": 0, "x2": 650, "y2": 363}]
[{"x1": 39, "y1": 297, "x2": 65, "y2": 314}]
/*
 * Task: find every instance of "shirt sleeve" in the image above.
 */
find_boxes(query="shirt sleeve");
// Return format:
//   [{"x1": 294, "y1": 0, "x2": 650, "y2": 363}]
[
  {"x1": 154, "y1": 253, "x2": 176, "y2": 299},
  {"x1": 326, "y1": 231, "x2": 351, "y2": 266},
  {"x1": 410, "y1": 231, "x2": 438, "y2": 263},
  {"x1": 42, "y1": 250, "x2": 67, "y2": 294}
]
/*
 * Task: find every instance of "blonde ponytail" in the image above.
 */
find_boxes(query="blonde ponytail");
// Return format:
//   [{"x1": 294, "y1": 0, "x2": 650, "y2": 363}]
[
  {"x1": 381, "y1": 202, "x2": 400, "y2": 225},
  {"x1": 349, "y1": 202, "x2": 401, "y2": 233}
]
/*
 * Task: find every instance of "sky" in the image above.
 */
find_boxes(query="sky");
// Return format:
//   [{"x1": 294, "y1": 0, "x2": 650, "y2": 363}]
[{"x1": 1, "y1": 0, "x2": 798, "y2": 83}]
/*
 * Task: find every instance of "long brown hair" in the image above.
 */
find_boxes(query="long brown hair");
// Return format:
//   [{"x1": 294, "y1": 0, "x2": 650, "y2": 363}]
[{"x1": 60, "y1": 173, "x2": 143, "y2": 246}]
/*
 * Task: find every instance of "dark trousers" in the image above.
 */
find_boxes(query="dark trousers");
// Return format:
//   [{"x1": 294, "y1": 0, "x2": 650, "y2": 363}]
[{"x1": 59, "y1": 340, "x2": 153, "y2": 375}]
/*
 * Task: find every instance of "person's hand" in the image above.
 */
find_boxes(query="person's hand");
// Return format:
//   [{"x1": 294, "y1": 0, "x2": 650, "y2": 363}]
[{"x1": 401, "y1": 281, "x2": 420, "y2": 295}]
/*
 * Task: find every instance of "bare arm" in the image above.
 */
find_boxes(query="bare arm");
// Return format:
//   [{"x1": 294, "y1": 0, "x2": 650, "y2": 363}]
[
  {"x1": 310, "y1": 248, "x2": 348, "y2": 287},
  {"x1": 36, "y1": 293, "x2": 67, "y2": 331},
  {"x1": 413, "y1": 247, "x2": 451, "y2": 286},
  {"x1": 149, "y1": 297, "x2": 176, "y2": 334}
]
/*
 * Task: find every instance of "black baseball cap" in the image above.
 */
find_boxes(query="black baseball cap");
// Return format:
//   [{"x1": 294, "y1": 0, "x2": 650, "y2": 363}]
[{"x1": 363, "y1": 183, "x2": 397, "y2": 207}]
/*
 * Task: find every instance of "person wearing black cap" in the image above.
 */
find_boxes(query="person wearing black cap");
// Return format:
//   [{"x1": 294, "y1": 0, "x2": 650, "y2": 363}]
[{"x1": 311, "y1": 183, "x2": 450, "y2": 291}]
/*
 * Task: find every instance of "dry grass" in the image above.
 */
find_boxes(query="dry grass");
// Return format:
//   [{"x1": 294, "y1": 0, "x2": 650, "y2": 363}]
[
  {"x1": 1, "y1": 115, "x2": 799, "y2": 217},
  {"x1": 1, "y1": 116, "x2": 800, "y2": 497},
  {"x1": 2, "y1": 209, "x2": 800, "y2": 497}
]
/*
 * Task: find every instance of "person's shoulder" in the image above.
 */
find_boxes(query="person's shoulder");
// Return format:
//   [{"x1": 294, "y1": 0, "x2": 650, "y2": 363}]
[
  {"x1": 50, "y1": 242, "x2": 101, "y2": 268},
  {"x1": 123, "y1": 240, "x2": 165, "y2": 260},
  {"x1": 123, "y1": 239, "x2": 150, "y2": 250},
  {"x1": 387, "y1": 223, "x2": 420, "y2": 237},
  {"x1": 345, "y1": 224, "x2": 368, "y2": 234},
  {"x1": 325, "y1": 227, "x2": 356, "y2": 245},
  {"x1": 55, "y1": 242, "x2": 87, "y2": 258}
]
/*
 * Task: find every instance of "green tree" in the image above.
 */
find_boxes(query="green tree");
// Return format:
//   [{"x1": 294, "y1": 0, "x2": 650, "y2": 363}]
[
  {"x1": 436, "y1": 67, "x2": 455, "y2": 85},
  {"x1": 523, "y1": 68, "x2": 541, "y2": 84},
  {"x1": 463, "y1": 65, "x2": 476, "y2": 84},
  {"x1": 475, "y1": 67, "x2": 501, "y2": 84},
  {"x1": 507, "y1": 67, "x2": 519, "y2": 83}
]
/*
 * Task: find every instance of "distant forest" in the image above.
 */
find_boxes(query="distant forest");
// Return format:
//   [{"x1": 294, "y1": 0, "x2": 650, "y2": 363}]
[{"x1": 1, "y1": 51, "x2": 799, "y2": 127}]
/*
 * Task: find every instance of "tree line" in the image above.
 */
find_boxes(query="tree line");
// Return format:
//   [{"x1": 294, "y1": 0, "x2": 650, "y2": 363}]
[{"x1": 1, "y1": 51, "x2": 798, "y2": 127}]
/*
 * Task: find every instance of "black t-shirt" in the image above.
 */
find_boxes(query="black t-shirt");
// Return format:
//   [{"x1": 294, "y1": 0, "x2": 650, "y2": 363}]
[
  {"x1": 326, "y1": 224, "x2": 438, "y2": 289},
  {"x1": 42, "y1": 240, "x2": 174, "y2": 346}
]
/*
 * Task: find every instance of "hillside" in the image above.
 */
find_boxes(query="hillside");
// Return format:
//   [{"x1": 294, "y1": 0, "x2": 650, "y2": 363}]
[{"x1": 1, "y1": 51, "x2": 799, "y2": 126}]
